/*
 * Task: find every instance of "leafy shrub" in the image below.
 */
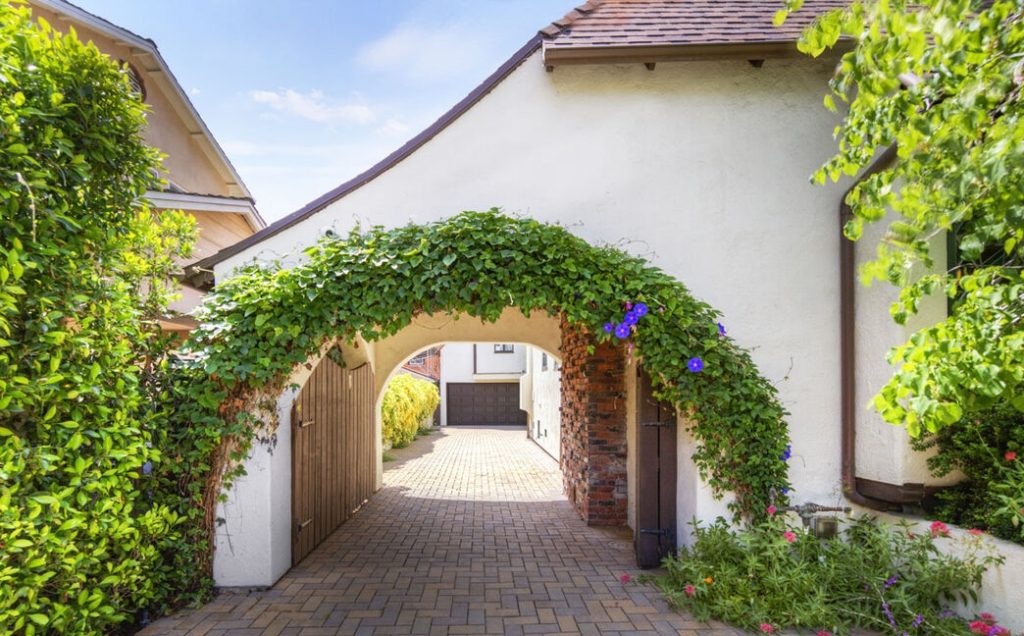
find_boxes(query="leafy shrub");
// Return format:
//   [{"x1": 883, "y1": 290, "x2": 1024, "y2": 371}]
[
  {"x1": 0, "y1": 2, "x2": 196, "y2": 633},
  {"x1": 657, "y1": 515, "x2": 1004, "y2": 635},
  {"x1": 913, "y1": 405, "x2": 1024, "y2": 544},
  {"x1": 381, "y1": 375, "x2": 439, "y2": 448}
]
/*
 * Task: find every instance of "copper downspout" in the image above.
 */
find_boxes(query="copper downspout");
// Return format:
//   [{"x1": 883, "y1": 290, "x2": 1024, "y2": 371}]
[{"x1": 839, "y1": 144, "x2": 903, "y2": 511}]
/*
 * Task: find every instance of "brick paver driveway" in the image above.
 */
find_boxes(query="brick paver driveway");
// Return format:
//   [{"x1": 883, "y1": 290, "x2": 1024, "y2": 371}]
[{"x1": 141, "y1": 426, "x2": 738, "y2": 636}]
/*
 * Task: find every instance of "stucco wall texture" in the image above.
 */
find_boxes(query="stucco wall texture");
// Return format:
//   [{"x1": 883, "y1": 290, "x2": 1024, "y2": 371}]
[{"x1": 211, "y1": 51, "x2": 949, "y2": 584}]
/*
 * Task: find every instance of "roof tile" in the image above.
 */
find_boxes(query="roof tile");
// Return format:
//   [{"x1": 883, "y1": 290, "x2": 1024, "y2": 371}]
[{"x1": 541, "y1": 0, "x2": 849, "y2": 49}]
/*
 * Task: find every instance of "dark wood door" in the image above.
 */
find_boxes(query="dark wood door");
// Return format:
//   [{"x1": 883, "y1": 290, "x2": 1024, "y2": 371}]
[
  {"x1": 446, "y1": 382, "x2": 524, "y2": 426},
  {"x1": 635, "y1": 368, "x2": 677, "y2": 568},
  {"x1": 292, "y1": 357, "x2": 375, "y2": 566}
]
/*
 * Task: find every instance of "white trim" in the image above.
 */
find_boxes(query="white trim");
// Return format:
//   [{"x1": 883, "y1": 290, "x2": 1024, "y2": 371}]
[
  {"x1": 146, "y1": 190, "x2": 263, "y2": 230},
  {"x1": 29, "y1": 0, "x2": 259, "y2": 212}
]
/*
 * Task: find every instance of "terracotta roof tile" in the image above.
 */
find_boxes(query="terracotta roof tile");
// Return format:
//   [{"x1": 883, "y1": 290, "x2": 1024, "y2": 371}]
[{"x1": 542, "y1": 0, "x2": 849, "y2": 50}]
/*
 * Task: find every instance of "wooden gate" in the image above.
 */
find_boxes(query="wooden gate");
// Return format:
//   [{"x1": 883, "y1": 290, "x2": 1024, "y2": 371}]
[
  {"x1": 291, "y1": 357, "x2": 375, "y2": 566},
  {"x1": 635, "y1": 368, "x2": 678, "y2": 568}
]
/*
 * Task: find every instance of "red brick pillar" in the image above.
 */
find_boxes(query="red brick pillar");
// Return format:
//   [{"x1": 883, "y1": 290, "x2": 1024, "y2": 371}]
[{"x1": 560, "y1": 317, "x2": 628, "y2": 526}]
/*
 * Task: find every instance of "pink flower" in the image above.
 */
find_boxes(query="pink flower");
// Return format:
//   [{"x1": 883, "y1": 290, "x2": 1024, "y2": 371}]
[
  {"x1": 783, "y1": 531, "x2": 797, "y2": 543},
  {"x1": 760, "y1": 624, "x2": 774, "y2": 633},
  {"x1": 1005, "y1": 451, "x2": 1017, "y2": 461},
  {"x1": 970, "y1": 621, "x2": 990, "y2": 635},
  {"x1": 619, "y1": 574, "x2": 631, "y2": 584},
  {"x1": 816, "y1": 632, "x2": 831, "y2": 636},
  {"x1": 979, "y1": 613, "x2": 995, "y2": 623},
  {"x1": 684, "y1": 584, "x2": 695, "y2": 597},
  {"x1": 969, "y1": 528, "x2": 985, "y2": 536},
  {"x1": 766, "y1": 505, "x2": 777, "y2": 516},
  {"x1": 930, "y1": 520, "x2": 951, "y2": 538}
]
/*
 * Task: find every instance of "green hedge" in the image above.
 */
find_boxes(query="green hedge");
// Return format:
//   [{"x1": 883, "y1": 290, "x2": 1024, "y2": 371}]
[
  {"x1": 381, "y1": 374, "x2": 439, "y2": 448},
  {"x1": 914, "y1": 404, "x2": 1024, "y2": 544},
  {"x1": 0, "y1": 2, "x2": 198, "y2": 633}
]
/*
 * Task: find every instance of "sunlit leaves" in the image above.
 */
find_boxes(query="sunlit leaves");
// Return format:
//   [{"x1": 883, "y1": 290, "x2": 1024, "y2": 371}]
[{"x1": 787, "y1": 0, "x2": 1024, "y2": 434}]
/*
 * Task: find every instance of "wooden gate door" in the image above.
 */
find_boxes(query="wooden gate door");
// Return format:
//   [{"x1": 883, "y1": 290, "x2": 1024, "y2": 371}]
[
  {"x1": 635, "y1": 368, "x2": 677, "y2": 568},
  {"x1": 292, "y1": 357, "x2": 375, "y2": 566}
]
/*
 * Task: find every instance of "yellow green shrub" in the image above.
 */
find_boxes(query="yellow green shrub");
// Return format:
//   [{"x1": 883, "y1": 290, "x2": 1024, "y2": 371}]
[{"x1": 381, "y1": 375, "x2": 439, "y2": 448}]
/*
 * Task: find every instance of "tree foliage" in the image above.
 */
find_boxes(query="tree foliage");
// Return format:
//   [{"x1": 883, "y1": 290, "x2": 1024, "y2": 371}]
[
  {"x1": 0, "y1": 3, "x2": 196, "y2": 633},
  {"x1": 186, "y1": 210, "x2": 793, "y2": 523},
  {"x1": 780, "y1": 0, "x2": 1024, "y2": 436}
]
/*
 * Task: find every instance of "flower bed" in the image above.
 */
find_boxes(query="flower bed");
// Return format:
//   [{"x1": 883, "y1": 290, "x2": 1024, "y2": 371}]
[{"x1": 656, "y1": 514, "x2": 1008, "y2": 635}]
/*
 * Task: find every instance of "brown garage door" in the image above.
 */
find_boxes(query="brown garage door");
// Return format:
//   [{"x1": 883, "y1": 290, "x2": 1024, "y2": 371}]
[{"x1": 447, "y1": 382, "x2": 524, "y2": 426}]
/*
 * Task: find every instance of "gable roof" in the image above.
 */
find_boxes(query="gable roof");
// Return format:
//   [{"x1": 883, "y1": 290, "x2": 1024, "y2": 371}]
[
  {"x1": 30, "y1": 0, "x2": 264, "y2": 228},
  {"x1": 188, "y1": 0, "x2": 850, "y2": 281},
  {"x1": 541, "y1": 0, "x2": 851, "y2": 65}
]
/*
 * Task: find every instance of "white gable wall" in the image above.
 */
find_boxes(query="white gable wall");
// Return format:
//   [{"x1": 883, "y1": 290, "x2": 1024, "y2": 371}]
[{"x1": 215, "y1": 51, "x2": 921, "y2": 524}]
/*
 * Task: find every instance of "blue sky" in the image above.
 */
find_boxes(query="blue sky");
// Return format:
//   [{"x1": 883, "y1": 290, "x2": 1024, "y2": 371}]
[{"x1": 71, "y1": 0, "x2": 568, "y2": 222}]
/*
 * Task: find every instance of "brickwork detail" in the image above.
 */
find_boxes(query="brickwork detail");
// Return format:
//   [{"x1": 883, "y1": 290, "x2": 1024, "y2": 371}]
[
  {"x1": 401, "y1": 345, "x2": 442, "y2": 381},
  {"x1": 560, "y1": 318, "x2": 628, "y2": 526}
]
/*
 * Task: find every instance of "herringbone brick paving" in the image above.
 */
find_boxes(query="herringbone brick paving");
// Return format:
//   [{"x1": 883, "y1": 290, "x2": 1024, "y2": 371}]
[{"x1": 140, "y1": 426, "x2": 740, "y2": 636}]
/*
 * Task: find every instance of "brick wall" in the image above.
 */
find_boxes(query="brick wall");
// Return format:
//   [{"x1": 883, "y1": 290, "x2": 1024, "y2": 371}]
[
  {"x1": 560, "y1": 318, "x2": 628, "y2": 526},
  {"x1": 402, "y1": 346, "x2": 442, "y2": 381}
]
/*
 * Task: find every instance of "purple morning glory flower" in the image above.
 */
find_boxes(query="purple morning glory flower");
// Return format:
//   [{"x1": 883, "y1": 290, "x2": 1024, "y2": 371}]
[
  {"x1": 717, "y1": 322, "x2": 727, "y2": 336},
  {"x1": 634, "y1": 302, "x2": 648, "y2": 317},
  {"x1": 614, "y1": 323, "x2": 630, "y2": 339},
  {"x1": 781, "y1": 444, "x2": 792, "y2": 461},
  {"x1": 623, "y1": 311, "x2": 639, "y2": 326},
  {"x1": 781, "y1": 487, "x2": 790, "y2": 495},
  {"x1": 603, "y1": 322, "x2": 614, "y2": 334},
  {"x1": 142, "y1": 461, "x2": 153, "y2": 475},
  {"x1": 687, "y1": 357, "x2": 704, "y2": 373}
]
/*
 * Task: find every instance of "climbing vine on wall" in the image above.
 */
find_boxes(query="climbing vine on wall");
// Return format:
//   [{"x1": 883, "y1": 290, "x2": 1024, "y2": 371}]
[{"x1": 186, "y1": 210, "x2": 792, "y2": 526}]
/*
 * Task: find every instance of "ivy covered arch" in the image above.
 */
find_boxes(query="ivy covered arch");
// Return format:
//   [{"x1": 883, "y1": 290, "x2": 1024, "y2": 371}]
[{"x1": 182, "y1": 210, "x2": 791, "y2": 557}]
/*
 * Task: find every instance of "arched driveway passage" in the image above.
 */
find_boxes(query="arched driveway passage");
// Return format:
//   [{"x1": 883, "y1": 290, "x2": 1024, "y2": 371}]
[{"x1": 142, "y1": 427, "x2": 739, "y2": 636}]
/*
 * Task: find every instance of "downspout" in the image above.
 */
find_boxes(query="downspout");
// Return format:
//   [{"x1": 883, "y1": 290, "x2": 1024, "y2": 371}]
[{"x1": 839, "y1": 144, "x2": 903, "y2": 511}]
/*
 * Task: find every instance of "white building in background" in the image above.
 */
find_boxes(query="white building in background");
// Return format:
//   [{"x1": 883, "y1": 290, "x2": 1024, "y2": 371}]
[
  {"x1": 438, "y1": 343, "x2": 526, "y2": 427},
  {"x1": 520, "y1": 348, "x2": 561, "y2": 460}
]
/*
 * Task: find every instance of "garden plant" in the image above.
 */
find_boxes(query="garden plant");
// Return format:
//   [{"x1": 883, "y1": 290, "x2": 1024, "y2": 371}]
[{"x1": 381, "y1": 374, "x2": 439, "y2": 448}]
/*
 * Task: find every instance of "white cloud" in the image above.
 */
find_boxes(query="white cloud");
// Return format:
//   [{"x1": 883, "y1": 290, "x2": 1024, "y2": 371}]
[
  {"x1": 377, "y1": 118, "x2": 410, "y2": 136},
  {"x1": 249, "y1": 89, "x2": 376, "y2": 125},
  {"x1": 357, "y1": 22, "x2": 495, "y2": 82}
]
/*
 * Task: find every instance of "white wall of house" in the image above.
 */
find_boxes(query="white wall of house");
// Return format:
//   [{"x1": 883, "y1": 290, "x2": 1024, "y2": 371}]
[
  {"x1": 438, "y1": 342, "x2": 526, "y2": 426},
  {"x1": 212, "y1": 49, "x2": 954, "y2": 561},
  {"x1": 521, "y1": 347, "x2": 561, "y2": 460}
]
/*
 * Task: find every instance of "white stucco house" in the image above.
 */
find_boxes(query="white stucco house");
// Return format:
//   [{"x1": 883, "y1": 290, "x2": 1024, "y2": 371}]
[{"x1": 185, "y1": 0, "x2": 1022, "y2": 624}]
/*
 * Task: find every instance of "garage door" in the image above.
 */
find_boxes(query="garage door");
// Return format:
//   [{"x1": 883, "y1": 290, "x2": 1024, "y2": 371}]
[{"x1": 447, "y1": 382, "x2": 524, "y2": 426}]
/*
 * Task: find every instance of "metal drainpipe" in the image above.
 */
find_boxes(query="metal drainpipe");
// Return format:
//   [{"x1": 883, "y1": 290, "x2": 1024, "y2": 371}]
[{"x1": 839, "y1": 144, "x2": 902, "y2": 511}]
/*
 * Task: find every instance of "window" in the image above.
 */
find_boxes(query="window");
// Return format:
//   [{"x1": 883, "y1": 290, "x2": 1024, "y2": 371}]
[
  {"x1": 493, "y1": 344, "x2": 514, "y2": 354},
  {"x1": 407, "y1": 351, "x2": 428, "y2": 365},
  {"x1": 541, "y1": 352, "x2": 548, "y2": 371}
]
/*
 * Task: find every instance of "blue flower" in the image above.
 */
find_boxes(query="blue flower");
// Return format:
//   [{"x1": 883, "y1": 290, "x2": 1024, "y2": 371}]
[
  {"x1": 614, "y1": 323, "x2": 630, "y2": 339},
  {"x1": 603, "y1": 322, "x2": 614, "y2": 334},
  {"x1": 687, "y1": 357, "x2": 704, "y2": 373},
  {"x1": 634, "y1": 302, "x2": 648, "y2": 317},
  {"x1": 142, "y1": 461, "x2": 153, "y2": 476},
  {"x1": 781, "y1": 487, "x2": 790, "y2": 495},
  {"x1": 717, "y1": 322, "x2": 727, "y2": 336},
  {"x1": 623, "y1": 310, "x2": 639, "y2": 326},
  {"x1": 781, "y1": 444, "x2": 792, "y2": 461}
]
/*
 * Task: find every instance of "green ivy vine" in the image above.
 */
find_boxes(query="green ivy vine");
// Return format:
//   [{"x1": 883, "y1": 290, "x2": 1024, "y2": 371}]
[{"x1": 186, "y1": 210, "x2": 792, "y2": 523}]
